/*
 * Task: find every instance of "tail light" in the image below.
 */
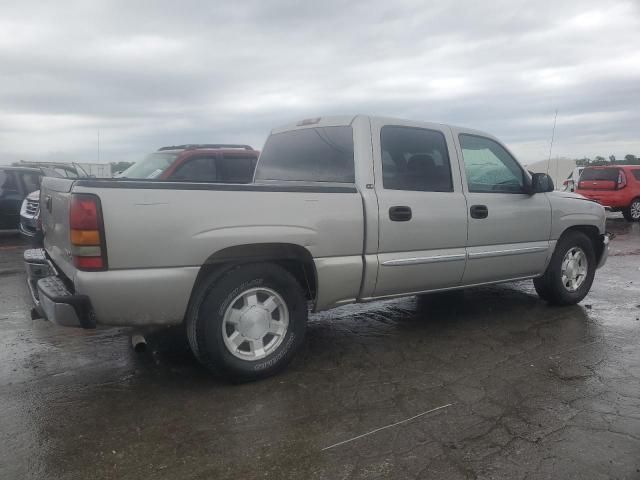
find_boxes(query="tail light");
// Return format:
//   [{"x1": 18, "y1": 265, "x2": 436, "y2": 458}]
[
  {"x1": 616, "y1": 170, "x2": 627, "y2": 190},
  {"x1": 69, "y1": 194, "x2": 107, "y2": 270}
]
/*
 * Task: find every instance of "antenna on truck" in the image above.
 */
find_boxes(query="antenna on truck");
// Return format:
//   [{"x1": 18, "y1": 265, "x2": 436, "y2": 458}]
[{"x1": 546, "y1": 109, "x2": 558, "y2": 178}]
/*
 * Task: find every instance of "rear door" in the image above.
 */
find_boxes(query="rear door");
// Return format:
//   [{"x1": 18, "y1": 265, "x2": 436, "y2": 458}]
[
  {"x1": 454, "y1": 131, "x2": 551, "y2": 284},
  {"x1": 0, "y1": 170, "x2": 22, "y2": 229},
  {"x1": 372, "y1": 120, "x2": 468, "y2": 297}
]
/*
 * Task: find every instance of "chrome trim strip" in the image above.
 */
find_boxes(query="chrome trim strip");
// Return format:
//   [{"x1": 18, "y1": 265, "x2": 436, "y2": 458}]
[
  {"x1": 468, "y1": 245, "x2": 548, "y2": 259},
  {"x1": 382, "y1": 253, "x2": 466, "y2": 266}
]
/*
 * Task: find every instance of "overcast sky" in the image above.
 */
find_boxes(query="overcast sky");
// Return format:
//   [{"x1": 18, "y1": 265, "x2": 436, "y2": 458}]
[{"x1": 1, "y1": 0, "x2": 639, "y2": 165}]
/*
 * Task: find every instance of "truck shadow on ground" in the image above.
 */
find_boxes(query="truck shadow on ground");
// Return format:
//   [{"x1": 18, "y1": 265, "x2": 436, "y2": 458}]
[{"x1": 138, "y1": 283, "x2": 592, "y2": 387}]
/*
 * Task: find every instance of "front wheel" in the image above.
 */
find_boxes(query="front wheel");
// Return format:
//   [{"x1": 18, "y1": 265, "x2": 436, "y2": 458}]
[
  {"x1": 186, "y1": 263, "x2": 307, "y2": 381},
  {"x1": 533, "y1": 231, "x2": 596, "y2": 305},
  {"x1": 622, "y1": 198, "x2": 640, "y2": 222}
]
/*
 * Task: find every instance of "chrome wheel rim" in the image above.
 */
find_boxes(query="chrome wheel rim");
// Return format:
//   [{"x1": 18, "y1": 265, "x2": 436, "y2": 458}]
[
  {"x1": 561, "y1": 247, "x2": 588, "y2": 292},
  {"x1": 222, "y1": 287, "x2": 289, "y2": 361},
  {"x1": 631, "y1": 200, "x2": 640, "y2": 220}
]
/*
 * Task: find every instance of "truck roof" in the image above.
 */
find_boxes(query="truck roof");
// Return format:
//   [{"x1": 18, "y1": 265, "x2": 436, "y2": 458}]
[{"x1": 270, "y1": 115, "x2": 487, "y2": 137}]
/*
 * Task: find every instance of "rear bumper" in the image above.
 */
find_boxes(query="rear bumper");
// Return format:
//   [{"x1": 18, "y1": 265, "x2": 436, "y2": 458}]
[
  {"x1": 24, "y1": 248, "x2": 95, "y2": 329},
  {"x1": 38, "y1": 276, "x2": 94, "y2": 328},
  {"x1": 577, "y1": 191, "x2": 632, "y2": 209}
]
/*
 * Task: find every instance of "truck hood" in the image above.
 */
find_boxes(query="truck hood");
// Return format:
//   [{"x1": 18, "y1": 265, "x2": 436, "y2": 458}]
[{"x1": 547, "y1": 190, "x2": 592, "y2": 202}]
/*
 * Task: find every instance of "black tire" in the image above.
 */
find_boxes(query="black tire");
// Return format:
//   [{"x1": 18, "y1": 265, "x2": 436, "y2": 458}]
[
  {"x1": 622, "y1": 198, "x2": 640, "y2": 222},
  {"x1": 533, "y1": 231, "x2": 596, "y2": 306},
  {"x1": 186, "y1": 263, "x2": 307, "y2": 381}
]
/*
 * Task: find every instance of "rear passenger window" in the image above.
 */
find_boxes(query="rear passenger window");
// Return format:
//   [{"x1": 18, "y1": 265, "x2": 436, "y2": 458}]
[
  {"x1": 172, "y1": 157, "x2": 217, "y2": 182},
  {"x1": 255, "y1": 126, "x2": 354, "y2": 183},
  {"x1": 380, "y1": 126, "x2": 453, "y2": 192},
  {"x1": 632, "y1": 170, "x2": 640, "y2": 181},
  {"x1": 218, "y1": 156, "x2": 257, "y2": 183}
]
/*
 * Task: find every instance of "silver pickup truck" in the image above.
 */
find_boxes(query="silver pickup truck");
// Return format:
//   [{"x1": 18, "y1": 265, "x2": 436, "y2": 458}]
[{"x1": 25, "y1": 115, "x2": 609, "y2": 380}]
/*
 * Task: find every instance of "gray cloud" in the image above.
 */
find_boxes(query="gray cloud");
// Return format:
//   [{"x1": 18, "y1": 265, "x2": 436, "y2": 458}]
[{"x1": 0, "y1": 0, "x2": 638, "y2": 165}]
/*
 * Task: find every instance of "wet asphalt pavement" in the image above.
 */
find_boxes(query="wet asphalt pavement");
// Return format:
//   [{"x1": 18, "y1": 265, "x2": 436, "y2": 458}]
[{"x1": 1, "y1": 217, "x2": 639, "y2": 479}]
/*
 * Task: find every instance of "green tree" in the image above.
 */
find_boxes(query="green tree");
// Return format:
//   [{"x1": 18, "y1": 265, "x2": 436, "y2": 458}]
[{"x1": 624, "y1": 154, "x2": 638, "y2": 164}]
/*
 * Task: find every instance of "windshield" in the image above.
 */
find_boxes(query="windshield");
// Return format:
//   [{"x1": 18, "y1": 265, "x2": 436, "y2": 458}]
[
  {"x1": 580, "y1": 168, "x2": 619, "y2": 181},
  {"x1": 120, "y1": 152, "x2": 179, "y2": 179}
]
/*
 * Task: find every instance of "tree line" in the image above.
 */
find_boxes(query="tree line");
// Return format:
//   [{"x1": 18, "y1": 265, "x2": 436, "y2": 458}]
[{"x1": 576, "y1": 154, "x2": 639, "y2": 166}]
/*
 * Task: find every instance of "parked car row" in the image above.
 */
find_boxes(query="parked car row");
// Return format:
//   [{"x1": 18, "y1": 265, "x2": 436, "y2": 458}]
[
  {"x1": 24, "y1": 115, "x2": 610, "y2": 381},
  {"x1": 2, "y1": 145, "x2": 260, "y2": 246}
]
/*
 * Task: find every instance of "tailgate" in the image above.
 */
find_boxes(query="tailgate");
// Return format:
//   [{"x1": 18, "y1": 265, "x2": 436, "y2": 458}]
[
  {"x1": 578, "y1": 180, "x2": 616, "y2": 190},
  {"x1": 40, "y1": 177, "x2": 76, "y2": 279}
]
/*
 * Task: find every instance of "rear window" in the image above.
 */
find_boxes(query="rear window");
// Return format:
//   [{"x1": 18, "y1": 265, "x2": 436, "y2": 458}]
[
  {"x1": 255, "y1": 126, "x2": 355, "y2": 183},
  {"x1": 580, "y1": 168, "x2": 619, "y2": 181}
]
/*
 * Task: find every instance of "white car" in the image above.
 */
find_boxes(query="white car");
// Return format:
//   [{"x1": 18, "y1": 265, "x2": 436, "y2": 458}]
[{"x1": 562, "y1": 167, "x2": 585, "y2": 192}]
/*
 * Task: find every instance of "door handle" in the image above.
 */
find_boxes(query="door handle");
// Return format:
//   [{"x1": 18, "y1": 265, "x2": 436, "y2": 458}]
[
  {"x1": 389, "y1": 206, "x2": 412, "y2": 222},
  {"x1": 470, "y1": 205, "x2": 488, "y2": 219}
]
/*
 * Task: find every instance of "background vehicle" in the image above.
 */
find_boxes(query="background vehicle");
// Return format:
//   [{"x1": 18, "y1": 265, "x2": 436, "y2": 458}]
[
  {"x1": 562, "y1": 166, "x2": 585, "y2": 192},
  {"x1": 0, "y1": 166, "x2": 44, "y2": 230},
  {"x1": 26, "y1": 115, "x2": 609, "y2": 381},
  {"x1": 575, "y1": 165, "x2": 640, "y2": 221},
  {"x1": 119, "y1": 144, "x2": 259, "y2": 182},
  {"x1": 18, "y1": 163, "x2": 89, "y2": 243}
]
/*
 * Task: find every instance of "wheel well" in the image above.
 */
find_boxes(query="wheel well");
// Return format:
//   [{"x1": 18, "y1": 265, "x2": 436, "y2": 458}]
[
  {"x1": 559, "y1": 225, "x2": 603, "y2": 262},
  {"x1": 190, "y1": 243, "x2": 317, "y2": 307}
]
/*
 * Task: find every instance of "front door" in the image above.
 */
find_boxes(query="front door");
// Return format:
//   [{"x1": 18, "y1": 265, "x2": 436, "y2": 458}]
[
  {"x1": 454, "y1": 131, "x2": 552, "y2": 284},
  {"x1": 372, "y1": 120, "x2": 468, "y2": 297}
]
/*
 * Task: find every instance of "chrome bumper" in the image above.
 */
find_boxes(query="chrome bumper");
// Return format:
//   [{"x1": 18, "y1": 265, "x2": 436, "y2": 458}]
[
  {"x1": 24, "y1": 248, "x2": 95, "y2": 328},
  {"x1": 597, "y1": 234, "x2": 610, "y2": 269}
]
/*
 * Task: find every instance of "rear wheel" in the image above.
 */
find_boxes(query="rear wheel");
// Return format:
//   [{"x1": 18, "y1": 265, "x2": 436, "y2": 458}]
[
  {"x1": 186, "y1": 263, "x2": 307, "y2": 381},
  {"x1": 533, "y1": 231, "x2": 596, "y2": 305},
  {"x1": 622, "y1": 198, "x2": 640, "y2": 222}
]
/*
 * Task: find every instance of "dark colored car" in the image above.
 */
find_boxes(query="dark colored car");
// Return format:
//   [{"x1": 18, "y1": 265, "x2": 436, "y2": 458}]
[
  {"x1": 16, "y1": 163, "x2": 89, "y2": 244},
  {"x1": 118, "y1": 144, "x2": 259, "y2": 182},
  {"x1": 0, "y1": 166, "x2": 44, "y2": 230}
]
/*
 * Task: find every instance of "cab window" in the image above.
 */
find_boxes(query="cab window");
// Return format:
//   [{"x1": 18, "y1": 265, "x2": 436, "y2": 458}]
[{"x1": 380, "y1": 126, "x2": 453, "y2": 192}]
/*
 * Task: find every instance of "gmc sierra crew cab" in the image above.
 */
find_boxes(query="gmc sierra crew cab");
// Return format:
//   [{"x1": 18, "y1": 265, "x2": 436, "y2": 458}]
[{"x1": 25, "y1": 115, "x2": 610, "y2": 380}]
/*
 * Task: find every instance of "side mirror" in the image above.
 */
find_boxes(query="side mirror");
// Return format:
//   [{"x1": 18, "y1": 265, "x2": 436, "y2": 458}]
[{"x1": 529, "y1": 173, "x2": 554, "y2": 194}]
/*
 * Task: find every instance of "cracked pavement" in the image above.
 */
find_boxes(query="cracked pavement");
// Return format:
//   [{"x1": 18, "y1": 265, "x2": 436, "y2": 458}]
[{"x1": 0, "y1": 216, "x2": 639, "y2": 479}]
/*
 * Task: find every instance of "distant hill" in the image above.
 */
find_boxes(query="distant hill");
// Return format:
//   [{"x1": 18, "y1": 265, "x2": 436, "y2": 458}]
[{"x1": 525, "y1": 157, "x2": 577, "y2": 188}]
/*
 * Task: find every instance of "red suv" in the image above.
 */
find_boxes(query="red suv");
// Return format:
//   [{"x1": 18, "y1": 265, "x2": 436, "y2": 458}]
[
  {"x1": 118, "y1": 144, "x2": 259, "y2": 183},
  {"x1": 575, "y1": 165, "x2": 640, "y2": 222}
]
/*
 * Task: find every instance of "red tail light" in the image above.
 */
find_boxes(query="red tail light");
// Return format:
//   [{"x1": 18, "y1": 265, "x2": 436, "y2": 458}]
[
  {"x1": 616, "y1": 170, "x2": 627, "y2": 190},
  {"x1": 69, "y1": 194, "x2": 107, "y2": 271}
]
